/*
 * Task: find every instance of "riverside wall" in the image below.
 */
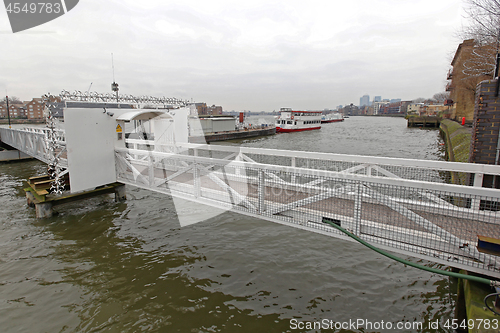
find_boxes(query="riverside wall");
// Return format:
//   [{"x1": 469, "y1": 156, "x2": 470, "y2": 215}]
[
  {"x1": 440, "y1": 119, "x2": 471, "y2": 163},
  {"x1": 439, "y1": 119, "x2": 472, "y2": 185}
]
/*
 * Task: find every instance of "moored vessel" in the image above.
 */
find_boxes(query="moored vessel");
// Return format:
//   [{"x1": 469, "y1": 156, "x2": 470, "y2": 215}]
[
  {"x1": 321, "y1": 113, "x2": 344, "y2": 123},
  {"x1": 275, "y1": 107, "x2": 322, "y2": 133}
]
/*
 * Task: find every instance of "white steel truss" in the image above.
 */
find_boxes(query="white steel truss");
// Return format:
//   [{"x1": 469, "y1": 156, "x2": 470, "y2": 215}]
[{"x1": 0, "y1": 127, "x2": 67, "y2": 168}]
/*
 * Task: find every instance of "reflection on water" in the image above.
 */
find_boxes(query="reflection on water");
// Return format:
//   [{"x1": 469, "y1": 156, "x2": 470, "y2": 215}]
[{"x1": 0, "y1": 117, "x2": 455, "y2": 332}]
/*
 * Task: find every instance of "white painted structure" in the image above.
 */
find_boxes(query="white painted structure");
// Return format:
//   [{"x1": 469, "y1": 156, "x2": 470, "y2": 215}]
[
  {"x1": 2, "y1": 111, "x2": 500, "y2": 279},
  {"x1": 61, "y1": 107, "x2": 189, "y2": 192}
]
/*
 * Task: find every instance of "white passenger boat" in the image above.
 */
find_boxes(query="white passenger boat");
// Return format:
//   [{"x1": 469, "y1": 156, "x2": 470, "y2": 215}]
[
  {"x1": 321, "y1": 113, "x2": 344, "y2": 123},
  {"x1": 275, "y1": 108, "x2": 322, "y2": 133}
]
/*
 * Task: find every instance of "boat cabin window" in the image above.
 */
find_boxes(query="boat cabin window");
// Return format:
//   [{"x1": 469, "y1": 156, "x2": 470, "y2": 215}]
[{"x1": 287, "y1": 121, "x2": 292, "y2": 124}]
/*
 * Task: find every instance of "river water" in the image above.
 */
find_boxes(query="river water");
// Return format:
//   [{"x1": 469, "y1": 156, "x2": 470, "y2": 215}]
[{"x1": 0, "y1": 116, "x2": 454, "y2": 333}]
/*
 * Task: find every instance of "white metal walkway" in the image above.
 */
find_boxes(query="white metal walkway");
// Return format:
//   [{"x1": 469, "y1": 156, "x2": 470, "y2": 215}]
[{"x1": 3, "y1": 126, "x2": 500, "y2": 279}]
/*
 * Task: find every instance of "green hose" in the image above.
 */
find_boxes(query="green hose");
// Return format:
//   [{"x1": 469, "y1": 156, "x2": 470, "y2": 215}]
[{"x1": 321, "y1": 218, "x2": 497, "y2": 286}]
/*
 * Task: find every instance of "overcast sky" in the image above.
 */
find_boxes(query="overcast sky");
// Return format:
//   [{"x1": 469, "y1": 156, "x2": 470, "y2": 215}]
[{"x1": 1, "y1": 0, "x2": 466, "y2": 111}]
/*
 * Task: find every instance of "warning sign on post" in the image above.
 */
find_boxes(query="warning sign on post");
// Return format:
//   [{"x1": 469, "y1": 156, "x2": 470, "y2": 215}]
[{"x1": 116, "y1": 124, "x2": 122, "y2": 133}]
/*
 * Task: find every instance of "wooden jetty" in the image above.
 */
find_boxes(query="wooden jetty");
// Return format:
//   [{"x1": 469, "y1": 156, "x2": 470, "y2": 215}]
[
  {"x1": 407, "y1": 116, "x2": 441, "y2": 128},
  {"x1": 25, "y1": 175, "x2": 126, "y2": 218}
]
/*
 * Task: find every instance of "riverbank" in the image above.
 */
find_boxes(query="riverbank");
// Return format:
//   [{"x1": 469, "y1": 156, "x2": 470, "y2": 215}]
[
  {"x1": 0, "y1": 119, "x2": 45, "y2": 125},
  {"x1": 440, "y1": 119, "x2": 471, "y2": 163}
]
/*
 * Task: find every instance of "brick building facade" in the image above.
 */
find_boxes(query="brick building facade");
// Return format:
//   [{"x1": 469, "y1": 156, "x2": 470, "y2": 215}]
[
  {"x1": 0, "y1": 98, "x2": 45, "y2": 120},
  {"x1": 469, "y1": 79, "x2": 500, "y2": 188},
  {"x1": 207, "y1": 104, "x2": 223, "y2": 115},
  {"x1": 191, "y1": 103, "x2": 223, "y2": 116},
  {"x1": 447, "y1": 39, "x2": 493, "y2": 122},
  {"x1": 24, "y1": 98, "x2": 45, "y2": 119},
  {"x1": 0, "y1": 103, "x2": 26, "y2": 118}
]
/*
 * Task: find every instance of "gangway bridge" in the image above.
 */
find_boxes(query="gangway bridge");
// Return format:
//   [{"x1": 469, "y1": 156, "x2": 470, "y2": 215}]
[{"x1": 2, "y1": 106, "x2": 500, "y2": 280}]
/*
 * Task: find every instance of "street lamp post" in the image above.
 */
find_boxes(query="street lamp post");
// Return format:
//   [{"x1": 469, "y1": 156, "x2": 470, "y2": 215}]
[{"x1": 5, "y1": 95, "x2": 11, "y2": 128}]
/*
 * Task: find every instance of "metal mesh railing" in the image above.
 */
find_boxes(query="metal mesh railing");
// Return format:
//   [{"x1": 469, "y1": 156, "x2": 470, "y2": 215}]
[
  {"x1": 134, "y1": 142, "x2": 500, "y2": 187},
  {"x1": 115, "y1": 147, "x2": 500, "y2": 278}
]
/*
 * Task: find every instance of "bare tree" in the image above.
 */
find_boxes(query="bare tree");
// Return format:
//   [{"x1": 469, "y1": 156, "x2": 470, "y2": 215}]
[
  {"x1": 0, "y1": 96, "x2": 22, "y2": 104},
  {"x1": 432, "y1": 92, "x2": 450, "y2": 102},
  {"x1": 461, "y1": 0, "x2": 500, "y2": 77}
]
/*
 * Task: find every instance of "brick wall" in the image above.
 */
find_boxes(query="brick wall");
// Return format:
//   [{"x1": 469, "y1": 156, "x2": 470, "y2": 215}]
[{"x1": 469, "y1": 79, "x2": 500, "y2": 188}]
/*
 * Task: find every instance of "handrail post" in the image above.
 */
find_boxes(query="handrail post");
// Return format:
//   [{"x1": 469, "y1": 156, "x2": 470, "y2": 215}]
[
  {"x1": 193, "y1": 161, "x2": 200, "y2": 198},
  {"x1": 235, "y1": 152, "x2": 241, "y2": 176},
  {"x1": 258, "y1": 170, "x2": 265, "y2": 213},
  {"x1": 148, "y1": 154, "x2": 155, "y2": 186},
  {"x1": 353, "y1": 182, "x2": 362, "y2": 235},
  {"x1": 471, "y1": 172, "x2": 484, "y2": 210}
]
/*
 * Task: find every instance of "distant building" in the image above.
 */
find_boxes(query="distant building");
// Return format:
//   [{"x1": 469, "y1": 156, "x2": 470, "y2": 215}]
[
  {"x1": 207, "y1": 104, "x2": 223, "y2": 115},
  {"x1": 422, "y1": 104, "x2": 447, "y2": 116},
  {"x1": 390, "y1": 98, "x2": 401, "y2": 104},
  {"x1": 379, "y1": 102, "x2": 404, "y2": 115},
  {"x1": 0, "y1": 97, "x2": 47, "y2": 119},
  {"x1": 0, "y1": 104, "x2": 7, "y2": 118},
  {"x1": 341, "y1": 104, "x2": 358, "y2": 116},
  {"x1": 191, "y1": 103, "x2": 208, "y2": 115},
  {"x1": 25, "y1": 98, "x2": 45, "y2": 119},
  {"x1": 0, "y1": 103, "x2": 26, "y2": 119},
  {"x1": 373, "y1": 96, "x2": 381, "y2": 103},
  {"x1": 407, "y1": 103, "x2": 424, "y2": 115},
  {"x1": 372, "y1": 101, "x2": 388, "y2": 115},
  {"x1": 189, "y1": 103, "x2": 224, "y2": 116},
  {"x1": 359, "y1": 95, "x2": 370, "y2": 107}
]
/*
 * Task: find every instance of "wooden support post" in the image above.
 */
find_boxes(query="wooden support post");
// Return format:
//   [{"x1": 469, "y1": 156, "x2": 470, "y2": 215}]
[
  {"x1": 114, "y1": 184, "x2": 126, "y2": 202},
  {"x1": 35, "y1": 201, "x2": 53, "y2": 218},
  {"x1": 26, "y1": 190, "x2": 36, "y2": 208}
]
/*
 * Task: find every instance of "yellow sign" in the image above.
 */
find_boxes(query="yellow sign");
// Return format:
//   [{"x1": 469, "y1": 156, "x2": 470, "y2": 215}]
[{"x1": 116, "y1": 124, "x2": 122, "y2": 133}]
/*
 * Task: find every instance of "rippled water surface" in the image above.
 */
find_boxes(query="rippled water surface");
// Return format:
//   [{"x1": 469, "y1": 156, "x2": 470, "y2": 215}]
[{"x1": 0, "y1": 116, "x2": 454, "y2": 332}]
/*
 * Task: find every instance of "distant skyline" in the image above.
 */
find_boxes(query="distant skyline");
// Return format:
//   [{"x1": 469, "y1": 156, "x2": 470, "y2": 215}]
[
  {"x1": 1, "y1": 0, "x2": 466, "y2": 111},
  {"x1": 359, "y1": 94, "x2": 404, "y2": 107}
]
